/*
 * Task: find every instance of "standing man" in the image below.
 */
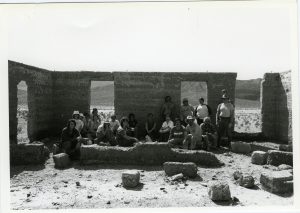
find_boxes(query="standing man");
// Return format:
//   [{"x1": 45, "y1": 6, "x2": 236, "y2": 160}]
[
  {"x1": 180, "y1": 98, "x2": 195, "y2": 126},
  {"x1": 195, "y1": 98, "x2": 212, "y2": 125},
  {"x1": 161, "y1": 96, "x2": 176, "y2": 121},
  {"x1": 216, "y1": 94, "x2": 235, "y2": 147}
]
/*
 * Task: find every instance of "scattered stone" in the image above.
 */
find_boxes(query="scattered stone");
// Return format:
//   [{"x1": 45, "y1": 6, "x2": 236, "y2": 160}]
[
  {"x1": 106, "y1": 201, "x2": 111, "y2": 204},
  {"x1": 232, "y1": 196, "x2": 239, "y2": 202},
  {"x1": 239, "y1": 175, "x2": 255, "y2": 188},
  {"x1": 229, "y1": 160, "x2": 234, "y2": 163},
  {"x1": 27, "y1": 193, "x2": 31, "y2": 197},
  {"x1": 267, "y1": 150, "x2": 293, "y2": 166},
  {"x1": 200, "y1": 182, "x2": 208, "y2": 187},
  {"x1": 76, "y1": 182, "x2": 80, "y2": 187},
  {"x1": 212, "y1": 175, "x2": 217, "y2": 180},
  {"x1": 53, "y1": 153, "x2": 70, "y2": 169},
  {"x1": 208, "y1": 181, "x2": 231, "y2": 201},
  {"x1": 279, "y1": 144, "x2": 292, "y2": 152},
  {"x1": 115, "y1": 184, "x2": 121, "y2": 187},
  {"x1": 163, "y1": 162, "x2": 197, "y2": 178},
  {"x1": 171, "y1": 173, "x2": 184, "y2": 181},
  {"x1": 260, "y1": 170, "x2": 293, "y2": 194},
  {"x1": 87, "y1": 195, "x2": 93, "y2": 199},
  {"x1": 160, "y1": 187, "x2": 165, "y2": 190},
  {"x1": 233, "y1": 171, "x2": 243, "y2": 180},
  {"x1": 64, "y1": 185, "x2": 67, "y2": 187},
  {"x1": 62, "y1": 180, "x2": 68, "y2": 184},
  {"x1": 124, "y1": 201, "x2": 130, "y2": 204},
  {"x1": 223, "y1": 152, "x2": 232, "y2": 157},
  {"x1": 122, "y1": 170, "x2": 140, "y2": 188},
  {"x1": 251, "y1": 151, "x2": 268, "y2": 165},
  {"x1": 231, "y1": 142, "x2": 251, "y2": 154},
  {"x1": 278, "y1": 164, "x2": 293, "y2": 171}
]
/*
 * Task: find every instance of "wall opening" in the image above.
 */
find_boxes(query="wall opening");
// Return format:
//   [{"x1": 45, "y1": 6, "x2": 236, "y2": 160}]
[
  {"x1": 17, "y1": 81, "x2": 28, "y2": 143},
  {"x1": 180, "y1": 81, "x2": 208, "y2": 111},
  {"x1": 90, "y1": 81, "x2": 115, "y2": 122},
  {"x1": 234, "y1": 79, "x2": 262, "y2": 133}
]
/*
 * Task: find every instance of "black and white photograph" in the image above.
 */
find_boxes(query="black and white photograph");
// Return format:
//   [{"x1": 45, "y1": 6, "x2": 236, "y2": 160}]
[{"x1": 0, "y1": 0, "x2": 299, "y2": 212}]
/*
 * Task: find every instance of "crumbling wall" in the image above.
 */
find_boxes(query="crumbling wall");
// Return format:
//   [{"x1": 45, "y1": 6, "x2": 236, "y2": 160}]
[
  {"x1": 9, "y1": 61, "x2": 53, "y2": 143},
  {"x1": 115, "y1": 72, "x2": 237, "y2": 138},
  {"x1": 261, "y1": 71, "x2": 292, "y2": 144}
]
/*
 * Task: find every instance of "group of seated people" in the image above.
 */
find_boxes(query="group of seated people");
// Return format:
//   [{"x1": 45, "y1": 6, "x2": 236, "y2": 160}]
[{"x1": 55, "y1": 89, "x2": 234, "y2": 160}]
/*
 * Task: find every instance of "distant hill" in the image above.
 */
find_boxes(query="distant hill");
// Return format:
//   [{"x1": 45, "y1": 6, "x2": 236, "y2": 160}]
[{"x1": 16, "y1": 78, "x2": 262, "y2": 109}]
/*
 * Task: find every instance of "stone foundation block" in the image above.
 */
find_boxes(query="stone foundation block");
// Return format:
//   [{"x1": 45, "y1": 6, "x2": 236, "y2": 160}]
[
  {"x1": 279, "y1": 144, "x2": 293, "y2": 152},
  {"x1": 10, "y1": 143, "x2": 46, "y2": 165},
  {"x1": 267, "y1": 150, "x2": 293, "y2": 166},
  {"x1": 239, "y1": 175, "x2": 255, "y2": 188},
  {"x1": 163, "y1": 162, "x2": 197, "y2": 178},
  {"x1": 260, "y1": 170, "x2": 293, "y2": 194},
  {"x1": 122, "y1": 170, "x2": 140, "y2": 188},
  {"x1": 53, "y1": 153, "x2": 70, "y2": 169},
  {"x1": 251, "y1": 151, "x2": 268, "y2": 165},
  {"x1": 278, "y1": 164, "x2": 293, "y2": 171},
  {"x1": 231, "y1": 142, "x2": 251, "y2": 154},
  {"x1": 208, "y1": 181, "x2": 231, "y2": 201}
]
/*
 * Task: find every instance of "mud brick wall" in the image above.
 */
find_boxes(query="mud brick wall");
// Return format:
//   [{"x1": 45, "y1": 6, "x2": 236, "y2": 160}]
[
  {"x1": 51, "y1": 72, "x2": 113, "y2": 135},
  {"x1": 8, "y1": 61, "x2": 53, "y2": 143},
  {"x1": 114, "y1": 72, "x2": 237, "y2": 138},
  {"x1": 261, "y1": 71, "x2": 292, "y2": 144}
]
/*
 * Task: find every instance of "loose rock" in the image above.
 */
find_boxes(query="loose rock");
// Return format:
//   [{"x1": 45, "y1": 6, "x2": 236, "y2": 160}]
[
  {"x1": 233, "y1": 171, "x2": 243, "y2": 180},
  {"x1": 53, "y1": 153, "x2": 70, "y2": 169},
  {"x1": 231, "y1": 142, "x2": 252, "y2": 154},
  {"x1": 260, "y1": 170, "x2": 293, "y2": 194},
  {"x1": 122, "y1": 170, "x2": 140, "y2": 188},
  {"x1": 239, "y1": 175, "x2": 255, "y2": 188},
  {"x1": 251, "y1": 151, "x2": 268, "y2": 165},
  {"x1": 207, "y1": 181, "x2": 231, "y2": 201},
  {"x1": 267, "y1": 150, "x2": 293, "y2": 166},
  {"x1": 278, "y1": 164, "x2": 293, "y2": 171},
  {"x1": 163, "y1": 162, "x2": 197, "y2": 178},
  {"x1": 171, "y1": 173, "x2": 184, "y2": 181}
]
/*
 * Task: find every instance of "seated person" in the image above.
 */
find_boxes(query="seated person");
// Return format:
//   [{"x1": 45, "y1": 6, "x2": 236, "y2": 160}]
[
  {"x1": 56, "y1": 119, "x2": 82, "y2": 160},
  {"x1": 95, "y1": 120, "x2": 117, "y2": 146},
  {"x1": 200, "y1": 117, "x2": 218, "y2": 151},
  {"x1": 183, "y1": 115, "x2": 203, "y2": 150},
  {"x1": 116, "y1": 117, "x2": 138, "y2": 147},
  {"x1": 110, "y1": 114, "x2": 120, "y2": 135},
  {"x1": 145, "y1": 113, "x2": 157, "y2": 141},
  {"x1": 72, "y1": 110, "x2": 84, "y2": 133},
  {"x1": 159, "y1": 115, "x2": 174, "y2": 142},
  {"x1": 168, "y1": 118, "x2": 187, "y2": 148},
  {"x1": 128, "y1": 113, "x2": 138, "y2": 138}
]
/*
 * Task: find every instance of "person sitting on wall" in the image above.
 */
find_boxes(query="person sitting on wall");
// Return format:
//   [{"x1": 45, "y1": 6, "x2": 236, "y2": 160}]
[
  {"x1": 168, "y1": 118, "x2": 187, "y2": 148},
  {"x1": 183, "y1": 115, "x2": 203, "y2": 150},
  {"x1": 216, "y1": 94, "x2": 235, "y2": 148},
  {"x1": 128, "y1": 113, "x2": 138, "y2": 138},
  {"x1": 116, "y1": 117, "x2": 138, "y2": 147},
  {"x1": 145, "y1": 113, "x2": 157, "y2": 141},
  {"x1": 159, "y1": 115, "x2": 174, "y2": 142},
  {"x1": 95, "y1": 120, "x2": 117, "y2": 146},
  {"x1": 200, "y1": 117, "x2": 218, "y2": 151},
  {"x1": 180, "y1": 98, "x2": 195, "y2": 127},
  {"x1": 195, "y1": 98, "x2": 212, "y2": 125},
  {"x1": 72, "y1": 111, "x2": 84, "y2": 133},
  {"x1": 56, "y1": 119, "x2": 82, "y2": 160},
  {"x1": 91, "y1": 108, "x2": 101, "y2": 138},
  {"x1": 160, "y1": 96, "x2": 176, "y2": 121},
  {"x1": 110, "y1": 114, "x2": 120, "y2": 135}
]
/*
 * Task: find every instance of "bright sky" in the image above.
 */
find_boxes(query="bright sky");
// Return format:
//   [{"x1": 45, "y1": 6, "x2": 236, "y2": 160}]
[{"x1": 4, "y1": 1, "x2": 296, "y2": 80}]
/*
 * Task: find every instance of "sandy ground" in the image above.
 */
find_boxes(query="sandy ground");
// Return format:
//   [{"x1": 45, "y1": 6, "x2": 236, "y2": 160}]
[{"x1": 10, "y1": 148, "x2": 293, "y2": 210}]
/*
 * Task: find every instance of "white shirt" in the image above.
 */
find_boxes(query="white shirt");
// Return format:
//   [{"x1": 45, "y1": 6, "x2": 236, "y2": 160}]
[
  {"x1": 75, "y1": 119, "x2": 84, "y2": 132},
  {"x1": 161, "y1": 120, "x2": 174, "y2": 129},
  {"x1": 110, "y1": 120, "x2": 120, "y2": 131},
  {"x1": 218, "y1": 103, "x2": 234, "y2": 118},
  {"x1": 196, "y1": 104, "x2": 209, "y2": 119}
]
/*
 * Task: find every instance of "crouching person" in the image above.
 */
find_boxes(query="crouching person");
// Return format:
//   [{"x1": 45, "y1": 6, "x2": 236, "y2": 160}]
[
  {"x1": 183, "y1": 116, "x2": 203, "y2": 150},
  {"x1": 200, "y1": 117, "x2": 218, "y2": 151},
  {"x1": 95, "y1": 120, "x2": 117, "y2": 146},
  {"x1": 159, "y1": 115, "x2": 174, "y2": 142},
  {"x1": 116, "y1": 117, "x2": 138, "y2": 147},
  {"x1": 54, "y1": 119, "x2": 82, "y2": 160},
  {"x1": 168, "y1": 118, "x2": 187, "y2": 148}
]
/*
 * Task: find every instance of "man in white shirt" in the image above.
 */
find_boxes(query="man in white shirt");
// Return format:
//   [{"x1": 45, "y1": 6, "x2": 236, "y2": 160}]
[
  {"x1": 183, "y1": 115, "x2": 203, "y2": 150},
  {"x1": 159, "y1": 115, "x2": 174, "y2": 142},
  {"x1": 195, "y1": 98, "x2": 212, "y2": 125},
  {"x1": 72, "y1": 111, "x2": 84, "y2": 133},
  {"x1": 110, "y1": 114, "x2": 120, "y2": 135}
]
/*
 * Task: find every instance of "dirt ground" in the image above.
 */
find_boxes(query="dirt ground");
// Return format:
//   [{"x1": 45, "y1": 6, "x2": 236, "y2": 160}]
[{"x1": 10, "y1": 147, "x2": 293, "y2": 210}]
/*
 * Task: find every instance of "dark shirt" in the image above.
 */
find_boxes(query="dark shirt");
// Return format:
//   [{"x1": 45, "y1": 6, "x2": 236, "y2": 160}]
[
  {"x1": 129, "y1": 119, "x2": 137, "y2": 128},
  {"x1": 61, "y1": 127, "x2": 80, "y2": 143},
  {"x1": 169, "y1": 125, "x2": 186, "y2": 140},
  {"x1": 200, "y1": 123, "x2": 217, "y2": 135}
]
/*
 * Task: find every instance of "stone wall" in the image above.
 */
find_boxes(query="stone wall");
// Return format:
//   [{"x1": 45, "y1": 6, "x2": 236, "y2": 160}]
[
  {"x1": 9, "y1": 61, "x2": 237, "y2": 143},
  {"x1": 9, "y1": 61, "x2": 53, "y2": 143},
  {"x1": 261, "y1": 71, "x2": 292, "y2": 144}
]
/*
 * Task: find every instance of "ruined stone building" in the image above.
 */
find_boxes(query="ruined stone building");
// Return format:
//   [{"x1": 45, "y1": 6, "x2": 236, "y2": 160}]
[{"x1": 8, "y1": 60, "x2": 292, "y2": 145}]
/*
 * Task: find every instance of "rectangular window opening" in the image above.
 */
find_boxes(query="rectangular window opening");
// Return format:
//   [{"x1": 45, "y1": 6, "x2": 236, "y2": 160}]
[{"x1": 180, "y1": 81, "x2": 208, "y2": 110}]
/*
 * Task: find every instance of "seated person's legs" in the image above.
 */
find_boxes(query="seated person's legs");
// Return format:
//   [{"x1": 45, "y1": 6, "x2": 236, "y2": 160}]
[{"x1": 183, "y1": 134, "x2": 192, "y2": 149}]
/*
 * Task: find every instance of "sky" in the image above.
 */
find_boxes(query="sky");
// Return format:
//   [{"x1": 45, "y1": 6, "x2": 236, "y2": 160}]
[{"x1": 4, "y1": 1, "x2": 296, "y2": 80}]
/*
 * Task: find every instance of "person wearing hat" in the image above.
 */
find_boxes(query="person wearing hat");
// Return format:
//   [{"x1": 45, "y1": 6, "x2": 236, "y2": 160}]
[
  {"x1": 200, "y1": 117, "x2": 218, "y2": 151},
  {"x1": 183, "y1": 115, "x2": 203, "y2": 150},
  {"x1": 72, "y1": 110, "x2": 84, "y2": 133},
  {"x1": 180, "y1": 98, "x2": 195, "y2": 127},
  {"x1": 168, "y1": 117, "x2": 187, "y2": 148},
  {"x1": 159, "y1": 114, "x2": 174, "y2": 142},
  {"x1": 216, "y1": 94, "x2": 235, "y2": 147},
  {"x1": 110, "y1": 114, "x2": 120, "y2": 135},
  {"x1": 195, "y1": 97, "x2": 212, "y2": 125},
  {"x1": 116, "y1": 117, "x2": 138, "y2": 147},
  {"x1": 95, "y1": 120, "x2": 117, "y2": 146}
]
